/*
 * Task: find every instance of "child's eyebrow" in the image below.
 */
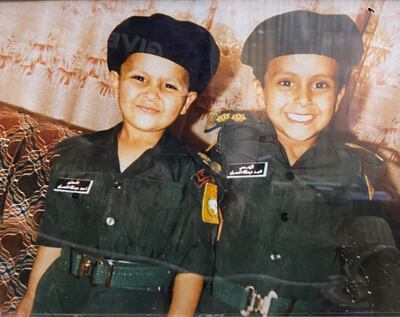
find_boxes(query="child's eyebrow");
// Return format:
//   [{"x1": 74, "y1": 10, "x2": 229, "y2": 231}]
[
  {"x1": 124, "y1": 67, "x2": 146, "y2": 76},
  {"x1": 164, "y1": 77, "x2": 182, "y2": 84},
  {"x1": 269, "y1": 71, "x2": 298, "y2": 78},
  {"x1": 310, "y1": 73, "x2": 337, "y2": 80},
  {"x1": 268, "y1": 71, "x2": 337, "y2": 82},
  {"x1": 125, "y1": 70, "x2": 185, "y2": 86}
]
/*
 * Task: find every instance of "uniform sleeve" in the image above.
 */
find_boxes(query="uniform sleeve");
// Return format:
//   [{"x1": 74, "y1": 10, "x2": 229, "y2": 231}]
[
  {"x1": 174, "y1": 167, "x2": 219, "y2": 277},
  {"x1": 178, "y1": 224, "x2": 215, "y2": 277}
]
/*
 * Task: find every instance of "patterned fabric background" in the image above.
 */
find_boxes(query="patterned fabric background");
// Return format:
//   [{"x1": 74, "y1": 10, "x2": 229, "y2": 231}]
[
  {"x1": 0, "y1": 0, "x2": 399, "y2": 312},
  {"x1": 0, "y1": 103, "x2": 78, "y2": 311}
]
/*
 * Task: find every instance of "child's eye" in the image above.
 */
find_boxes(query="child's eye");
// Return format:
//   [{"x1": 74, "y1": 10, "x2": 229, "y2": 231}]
[
  {"x1": 279, "y1": 80, "x2": 293, "y2": 87},
  {"x1": 165, "y1": 83, "x2": 178, "y2": 90},
  {"x1": 314, "y1": 82, "x2": 328, "y2": 89},
  {"x1": 131, "y1": 75, "x2": 145, "y2": 82}
]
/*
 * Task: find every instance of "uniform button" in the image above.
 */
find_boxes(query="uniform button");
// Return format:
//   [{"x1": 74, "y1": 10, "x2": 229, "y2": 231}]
[
  {"x1": 105, "y1": 216, "x2": 115, "y2": 226},
  {"x1": 286, "y1": 171, "x2": 294, "y2": 180},
  {"x1": 113, "y1": 180, "x2": 122, "y2": 189},
  {"x1": 71, "y1": 193, "x2": 80, "y2": 199},
  {"x1": 270, "y1": 252, "x2": 281, "y2": 261},
  {"x1": 280, "y1": 212, "x2": 289, "y2": 221}
]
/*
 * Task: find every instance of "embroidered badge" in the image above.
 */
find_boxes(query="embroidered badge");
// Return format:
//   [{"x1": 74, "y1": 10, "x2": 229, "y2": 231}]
[
  {"x1": 195, "y1": 168, "x2": 215, "y2": 188},
  {"x1": 53, "y1": 178, "x2": 93, "y2": 194},
  {"x1": 227, "y1": 162, "x2": 268, "y2": 178},
  {"x1": 202, "y1": 182, "x2": 219, "y2": 224}
]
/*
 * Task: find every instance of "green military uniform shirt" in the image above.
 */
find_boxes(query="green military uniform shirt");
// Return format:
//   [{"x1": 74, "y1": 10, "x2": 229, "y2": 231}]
[
  {"x1": 34, "y1": 123, "x2": 218, "y2": 315},
  {"x1": 201, "y1": 111, "x2": 400, "y2": 315}
]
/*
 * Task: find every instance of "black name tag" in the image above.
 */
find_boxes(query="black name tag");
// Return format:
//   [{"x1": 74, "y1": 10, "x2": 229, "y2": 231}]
[
  {"x1": 227, "y1": 162, "x2": 268, "y2": 179},
  {"x1": 53, "y1": 178, "x2": 93, "y2": 194}
]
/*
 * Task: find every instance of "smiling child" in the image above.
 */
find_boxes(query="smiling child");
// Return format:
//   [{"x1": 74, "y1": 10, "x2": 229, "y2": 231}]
[
  {"x1": 202, "y1": 10, "x2": 400, "y2": 315},
  {"x1": 16, "y1": 14, "x2": 220, "y2": 316}
]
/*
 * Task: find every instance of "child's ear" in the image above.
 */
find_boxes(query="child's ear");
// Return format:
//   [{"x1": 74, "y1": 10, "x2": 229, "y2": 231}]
[
  {"x1": 180, "y1": 91, "x2": 198, "y2": 115},
  {"x1": 335, "y1": 87, "x2": 346, "y2": 112},
  {"x1": 109, "y1": 71, "x2": 120, "y2": 97}
]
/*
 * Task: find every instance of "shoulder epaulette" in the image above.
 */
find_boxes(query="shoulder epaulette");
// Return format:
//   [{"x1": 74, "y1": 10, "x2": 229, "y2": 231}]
[
  {"x1": 204, "y1": 110, "x2": 250, "y2": 132},
  {"x1": 344, "y1": 142, "x2": 384, "y2": 168}
]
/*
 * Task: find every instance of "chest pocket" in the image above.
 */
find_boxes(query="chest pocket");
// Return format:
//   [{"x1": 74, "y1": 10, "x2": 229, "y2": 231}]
[
  {"x1": 126, "y1": 178, "x2": 185, "y2": 253},
  {"x1": 47, "y1": 171, "x2": 102, "y2": 231}
]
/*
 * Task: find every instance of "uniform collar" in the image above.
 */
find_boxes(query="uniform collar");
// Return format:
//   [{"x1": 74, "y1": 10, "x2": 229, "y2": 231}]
[
  {"x1": 151, "y1": 129, "x2": 188, "y2": 156},
  {"x1": 86, "y1": 122, "x2": 122, "y2": 149},
  {"x1": 88, "y1": 122, "x2": 187, "y2": 156},
  {"x1": 292, "y1": 130, "x2": 340, "y2": 169}
]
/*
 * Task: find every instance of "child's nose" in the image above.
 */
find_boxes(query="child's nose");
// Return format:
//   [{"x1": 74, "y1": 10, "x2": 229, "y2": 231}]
[
  {"x1": 294, "y1": 86, "x2": 312, "y2": 107},
  {"x1": 144, "y1": 86, "x2": 160, "y2": 101}
]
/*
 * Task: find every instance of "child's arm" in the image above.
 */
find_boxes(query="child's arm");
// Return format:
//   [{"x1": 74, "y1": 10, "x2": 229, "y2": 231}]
[
  {"x1": 167, "y1": 272, "x2": 204, "y2": 317},
  {"x1": 15, "y1": 246, "x2": 61, "y2": 317}
]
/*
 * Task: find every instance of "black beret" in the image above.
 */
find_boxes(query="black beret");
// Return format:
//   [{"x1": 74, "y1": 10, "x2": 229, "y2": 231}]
[
  {"x1": 241, "y1": 10, "x2": 364, "y2": 85},
  {"x1": 107, "y1": 13, "x2": 220, "y2": 93}
]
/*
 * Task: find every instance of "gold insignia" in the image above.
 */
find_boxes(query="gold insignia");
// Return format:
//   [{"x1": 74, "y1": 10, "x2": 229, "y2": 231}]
[
  {"x1": 202, "y1": 182, "x2": 219, "y2": 224},
  {"x1": 345, "y1": 143, "x2": 366, "y2": 151},
  {"x1": 205, "y1": 111, "x2": 247, "y2": 131},
  {"x1": 210, "y1": 161, "x2": 222, "y2": 173},
  {"x1": 364, "y1": 174, "x2": 375, "y2": 200},
  {"x1": 197, "y1": 152, "x2": 222, "y2": 173},
  {"x1": 205, "y1": 142, "x2": 216, "y2": 152},
  {"x1": 205, "y1": 112, "x2": 219, "y2": 131},
  {"x1": 198, "y1": 152, "x2": 211, "y2": 163},
  {"x1": 231, "y1": 113, "x2": 247, "y2": 122},
  {"x1": 215, "y1": 113, "x2": 231, "y2": 123}
]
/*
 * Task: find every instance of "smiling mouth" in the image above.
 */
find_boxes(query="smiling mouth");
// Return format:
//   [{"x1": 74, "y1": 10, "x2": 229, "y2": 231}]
[
  {"x1": 136, "y1": 104, "x2": 160, "y2": 114},
  {"x1": 286, "y1": 113, "x2": 314, "y2": 123}
]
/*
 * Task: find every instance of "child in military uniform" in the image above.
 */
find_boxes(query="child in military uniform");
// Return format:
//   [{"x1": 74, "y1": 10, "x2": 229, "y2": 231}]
[
  {"x1": 202, "y1": 10, "x2": 400, "y2": 315},
  {"x1": 16, "y1": 14, "x2": 221, "y2": 316}
]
